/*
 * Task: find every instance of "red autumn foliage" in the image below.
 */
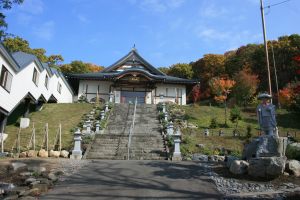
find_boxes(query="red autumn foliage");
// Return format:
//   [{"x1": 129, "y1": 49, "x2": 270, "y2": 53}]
[{"x1": 191, "y1": 84, "x2": 201, "y2": 103}]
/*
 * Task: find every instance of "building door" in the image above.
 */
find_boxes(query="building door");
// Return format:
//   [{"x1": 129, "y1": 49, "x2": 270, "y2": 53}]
[{"x1": 121, "y1": 91, "x2": 146, "y2": 104}]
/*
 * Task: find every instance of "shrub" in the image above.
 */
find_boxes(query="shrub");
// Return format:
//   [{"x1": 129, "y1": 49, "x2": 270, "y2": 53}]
[
  {"x1": 246, "y1": 125, "x2": 252, "y2": 139},
  {"x1": 209, "y1": 117, "x2": 218, "y2": 128},
  {"x1": 286, "y1": 144, "x2": 300, "y2": 161}
]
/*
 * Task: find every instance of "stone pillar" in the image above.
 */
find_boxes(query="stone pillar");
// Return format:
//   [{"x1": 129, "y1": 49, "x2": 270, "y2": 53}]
[
  {"x1": 70, "y1": 129, "x2": 82, "y2": 160},
  {"x1": 173, "y1": 128, "x2": 182, "y2": 161},
  {"x1": 105, "y1": 103, "x2": 109, "y2": 112},
  {"x1": 167, "y1": 121, "x2": 174, "y2": 135},
  {"x1": 100, "y1": 110, "x2": 105, "y2": 120},
  {"x1": 162, "y1": 102, "x2": 166, "y2": 113},
  {"x1": 164, "y1": 112, "x2": 168, "y2": 122},
  {"x1": 109, "y1": 92, "x2": 114, "y2": 103},
  {"x1": 95, "y1": 121, "x2": 100, "y2": 133},
  {"x1": 204, "y1": 128, "x2": 209, "y2": 136}
]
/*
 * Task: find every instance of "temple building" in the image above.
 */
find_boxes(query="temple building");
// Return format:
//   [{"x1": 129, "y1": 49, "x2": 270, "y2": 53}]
[{"x1": 66, "y1": 48, "x2": 198, "y2": 105}]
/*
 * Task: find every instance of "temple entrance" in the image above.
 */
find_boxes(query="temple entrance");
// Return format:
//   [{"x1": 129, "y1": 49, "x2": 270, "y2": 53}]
[{"x1": 121, "y1": 91, "x2": 146, "y2": 104}]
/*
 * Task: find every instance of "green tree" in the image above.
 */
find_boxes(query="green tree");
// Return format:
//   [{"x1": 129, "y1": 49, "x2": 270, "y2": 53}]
[
  {"x1": 3, "y1": 36, "x2": 64, "y2": 65},
  {"x1": 0, "y1": 0, "x2": 24, "y2": 39},
  {"x1": 60, "y1": 60, "x2": 90, "y2": 73},
  {"x1": 167, "y1": 63, "x2": 193, "y2": 79}
]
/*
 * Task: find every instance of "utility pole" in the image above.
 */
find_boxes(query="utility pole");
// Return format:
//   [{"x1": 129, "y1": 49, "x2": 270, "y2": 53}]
[{"x1": 260, "y1": 0, "x2": 272, "y2": 98}]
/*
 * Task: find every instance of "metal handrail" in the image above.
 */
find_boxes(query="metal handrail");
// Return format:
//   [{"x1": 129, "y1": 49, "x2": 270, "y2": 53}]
[{"x1": 128, "y1": 97, "x2": 138, "y2": 160}]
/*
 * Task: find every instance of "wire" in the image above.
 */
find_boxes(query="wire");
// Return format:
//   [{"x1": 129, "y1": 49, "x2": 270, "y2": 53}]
[{"x1": 264, "y1": 0, "x2": 291, "y2": 9}]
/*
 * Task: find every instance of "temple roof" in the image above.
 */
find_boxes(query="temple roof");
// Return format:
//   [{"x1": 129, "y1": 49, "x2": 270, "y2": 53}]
[
  {"x1": 67, "y1": 48, "x2": 198, "y2": 85},
  {"x1": 101, "y1": 48, "x2": 165, "y2": 76}
]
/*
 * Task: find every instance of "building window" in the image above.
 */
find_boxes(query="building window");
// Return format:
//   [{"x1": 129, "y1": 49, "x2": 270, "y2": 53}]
[
  {"x1": 45, "y1": 75, "x2": 49, "y2": 89},
  {"x1": 57, "y1": 82, "x2": 62, "y2": 93},
  {"x1": 32, "y1": 68, "x2": 39, "y2": 86},
  {"x1": 0, "y1": 65, "x2": 13, "y2": 92}
]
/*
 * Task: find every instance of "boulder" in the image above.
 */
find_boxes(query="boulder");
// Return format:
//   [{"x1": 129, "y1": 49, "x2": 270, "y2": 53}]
[
  {"x1": 248, "y1": 156, "x2": 286, "y2": 178},
  {"x1": 27, "y1": 150, "x2": 36, "y2": 157},
  {"x1": 19, "y1": 152, "x2": 27, "y2": 158},
  {"x1": 285, "y1": 160, "x2": 300, "y2": 177},
  {"x1": 60, "y1": 150, "x2": 69, "y2": 158},
  {"x1": 10, "y1": 162, "x2": 27, "y2": 172},
  {"x1": 229, "y1": 160, "x2": 249, "y2": 175},
  {"x1": 192, "y1": 154, "x2": 208, "y2": 161},
  {"x1": 242, "y1": 136, "x2": 288, "y2": 160},
  {"x1": 30, "y1": 183, "x2": 48, "y2": 193},
  {"x1": 225, "y1": 155, "x2": 239, "y2": 168},
  {"x1": 196, "y1": 144, "x2": 205, "y2": 149},
  {"x1": 38, "y1": 149, "x2": 48, "y2": 158},
  {"x1": 214, "y1": 155, "x2": 225, "y2": 162},
  {"x1": 49, "y1": 150, "x2": 60, "y2": 158}
]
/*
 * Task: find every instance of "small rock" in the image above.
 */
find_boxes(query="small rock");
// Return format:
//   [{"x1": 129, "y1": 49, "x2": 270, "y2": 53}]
[
  {"x1": 285, "y1": 159, "x2": 300, "y2": 177},
  {"x1": 47, "y1": 173, "x2": 58, "y2": 182},
  {"x1": 3, "y1": 195, "x2": 19, "y2": 200},
  {"x1": 19, "y1": 188, "x2": 40, "y2": 197},
  {"x1": 19, "y1": 172, "x2": 32, "y2": 177},
  {"x1": 30, "y1": 183, "x2": 48, "y2": 193},
  {"x1": 28, "y1": 166, "x2": 46, "y2": 174},
  {"x1": 49, "y1": 150, "x2": 60, "y2": 158},
  {"x1": 10, "y1": 162, "x2": 27, "y2": 172},
  {"x1": 60, "y1": 150, "x2": 69, "y2": 158},
  {"x1": 229, "y1": 160, "x2": 249, "y2": 175},
  {"x1": 283, "y1": 172, "x2": 290, "y2": 176},
  {"x1": 27, "y1": 150, "x2": 37, "y2": 157},
  {"x1": 25, "y1": 178, "x2": 37, "y2": 185},
  {"x1": 19, "y1": 152, "x2": 27, "y2": 158},
  {"x1": 38, "y1": 149, "x2": 48, "y2": 158}
]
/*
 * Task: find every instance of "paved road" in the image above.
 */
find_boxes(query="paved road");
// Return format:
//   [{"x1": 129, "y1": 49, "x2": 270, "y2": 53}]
[{"x1": 41, "y1": 160, "x2": 222, "y2": 200}]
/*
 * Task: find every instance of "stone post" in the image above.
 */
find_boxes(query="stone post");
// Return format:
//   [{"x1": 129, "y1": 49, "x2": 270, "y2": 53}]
[
  {"x1": 86, "y1": 123, "x2": 91, "y2": 134},
  {"x1": 95, "y1": 121, "x2": 100, "y2": 133},
  {"x1": 70, "y1": 129, "x2": 82, "y2": 160},
  {"x1": 167, "y1": 121, "x2": 174, "y2": 136},
  {"x1": 204, "y1": 128, "x2": 209, "y2": 136},
  {"x1": 105, "y1": 103, "x2": 109, "y2": 112},
  {"x1": 172, "y1": 128, "x2": 182, "y2": 161},
  {"x1": 162, "y1": 102, "x2": 166, "y2": 113},
  {"x1": 109, "y1": 92, "x2": 114, "y2": 103},
  {"x1": 100, "y1": 110, "x2": 105, "y2": 120},
  {"x1": 164, "y1": 112, "x2": 168, "y2": 122}
]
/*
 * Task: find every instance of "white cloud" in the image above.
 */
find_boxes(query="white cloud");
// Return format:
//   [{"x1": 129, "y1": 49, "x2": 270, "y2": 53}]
[
  {"x1": 129, "y1": 0, "x2": 185, "y2": 13},
  {"x1": 19, "y1": 0, "x2": 44, "y2": 15},
  {"x1": 195, "y1": 26, "x2": 261, "y2": 50},
  {"x1": 77, "y1": 14, "x2": 90, "y2": 24},
  {"x1": 33, "y1": 21, "x2": 55, "y2": 40},
  {"x1": 16, "y1": 13, "x2": 33, "y2": 25},
  {"x1": 200, "y1": 3, "x2": 228, "y2": 18}
]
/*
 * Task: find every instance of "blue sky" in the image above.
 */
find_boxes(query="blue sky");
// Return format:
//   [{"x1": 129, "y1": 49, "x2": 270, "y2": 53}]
[{"x1": 4, "y1": 0, "x2": 300, "y2": 67}]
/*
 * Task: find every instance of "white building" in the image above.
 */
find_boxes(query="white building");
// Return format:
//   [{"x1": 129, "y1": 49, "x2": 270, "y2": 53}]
[
  {"x1": 66, "y1": 48, "x2": 197, "y2": 105},
  {"x1": 0, "y1": 43, "x2": 73, "y2": 133}
]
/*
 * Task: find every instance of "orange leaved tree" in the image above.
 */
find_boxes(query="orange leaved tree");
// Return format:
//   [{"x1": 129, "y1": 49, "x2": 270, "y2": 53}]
[{"x1": 209, "y1": 77, "x2": 236, "y2": 126}]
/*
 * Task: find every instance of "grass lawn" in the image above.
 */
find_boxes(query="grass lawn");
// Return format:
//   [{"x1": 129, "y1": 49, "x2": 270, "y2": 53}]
[
  {"x1": 177, "y1": 104, "x2": 300, "y2": 157},
  {"x1": 4, "y1": 103, "x2": 93, "y2": 152}
]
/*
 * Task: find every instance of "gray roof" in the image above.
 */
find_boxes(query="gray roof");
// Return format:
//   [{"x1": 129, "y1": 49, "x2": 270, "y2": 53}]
[
  {"x1": 101, "y1": 48, "x2": 165, "y2": 76},
  {"x1": 67, "y1": 68, "x2": 198, "y2": 84},
  {"x1": 0, "y1": 43, "x2": 20, "y2": 72},
  {"x1": 12, "y1": 51, "x2": 44, "y2": 71}
]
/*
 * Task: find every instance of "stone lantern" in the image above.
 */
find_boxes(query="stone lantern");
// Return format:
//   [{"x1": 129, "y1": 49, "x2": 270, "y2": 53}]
[
  {"x1": 109, "y1": 92, "x2": 114, "y2": 103},
  {"x1": 105, "y1": 103, "x2": 109, "y2": 112},
  {"x1": 70, "y1": 129, "x2": 82, "y2": 160},
  {"x1": 166, "y1": 121, "x2": 174, "y2": 136},
  {"x1": 100, "y1": 110, "x2": 105, "y2": 120},
  {"x1": 95, "y1": 120, "x2": 101, "y2": 133},
  {"x1": 173, "y1": 128, "x2": 182, "y2": 161}
]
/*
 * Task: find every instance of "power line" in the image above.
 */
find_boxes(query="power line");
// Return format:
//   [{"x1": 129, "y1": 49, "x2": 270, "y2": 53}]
[{"x1": 264, "y1": 0, "x2": 291, "y2": 9}]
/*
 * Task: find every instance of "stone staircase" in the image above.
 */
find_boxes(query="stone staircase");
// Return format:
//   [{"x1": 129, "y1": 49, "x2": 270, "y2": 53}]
[{"x1": 85, "y1": 104, "x2": 167, "y2": 160}]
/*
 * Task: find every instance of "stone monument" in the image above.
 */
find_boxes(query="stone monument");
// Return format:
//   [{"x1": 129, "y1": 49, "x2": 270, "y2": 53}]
[{"x1": 243, "y1": 93, "x2": 288, "y2": 178}]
